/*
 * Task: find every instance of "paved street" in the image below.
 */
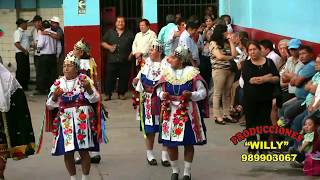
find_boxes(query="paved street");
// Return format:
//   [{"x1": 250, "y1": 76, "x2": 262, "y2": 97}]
[{"x1": 4, "y1": 94, "x2": 313, "y2": 180}]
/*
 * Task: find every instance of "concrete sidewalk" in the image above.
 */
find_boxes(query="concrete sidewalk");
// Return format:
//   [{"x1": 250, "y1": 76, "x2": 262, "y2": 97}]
[{"x1": 5, "y1": 94, "x2": 309, "y2": 180}]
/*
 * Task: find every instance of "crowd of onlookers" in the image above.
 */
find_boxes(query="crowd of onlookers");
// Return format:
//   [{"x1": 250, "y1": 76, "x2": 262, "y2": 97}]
[
  {"x1": 13, "y1": 15, "x2": 64, "y2": 95},
  {"x1": 9, "y1": 6, "x2": 320, "y2": 174},
  {"x1": 101, "y1": 6, "x2": 320, "y2": 173}
]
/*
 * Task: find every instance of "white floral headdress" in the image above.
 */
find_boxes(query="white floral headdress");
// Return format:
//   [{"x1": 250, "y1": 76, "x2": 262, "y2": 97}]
[
  {"x1": 174, "y1": 45, "x2": 191, "y2": 64},
  {"x1": 64, "y1": 52, "x2": 80, "y2": 68},
  {"x1": 152, "y1": 40, "x2": 163, "y2": 52}
]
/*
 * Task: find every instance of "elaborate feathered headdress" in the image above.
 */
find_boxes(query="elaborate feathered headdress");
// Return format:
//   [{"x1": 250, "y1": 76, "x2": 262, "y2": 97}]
[{"x1": 74, "y1": 38, "x2": 90, "y2": 53}]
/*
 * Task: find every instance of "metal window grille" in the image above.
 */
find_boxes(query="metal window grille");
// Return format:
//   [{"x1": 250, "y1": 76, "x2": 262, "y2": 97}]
[{"x1": 157, "y1": 0, "x2": 218, "y2": 28}]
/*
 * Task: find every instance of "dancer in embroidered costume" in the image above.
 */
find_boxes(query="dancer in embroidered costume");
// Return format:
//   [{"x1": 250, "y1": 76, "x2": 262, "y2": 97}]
[
  {"x1": 45, "y1": 53, "x2": 102, "y2": 180},
  {"x1": 157, "y1": 46, "x2": 209, "y2": 180},
  {"x1": 0, "y1": 63, "x2": 35, "y2": 180},
  {"x1": 133, "y1": 40, "x2": 170, "y2": 167},
  {"x1": 70, "y1": 38, "x2": 108, "y2": 164}
]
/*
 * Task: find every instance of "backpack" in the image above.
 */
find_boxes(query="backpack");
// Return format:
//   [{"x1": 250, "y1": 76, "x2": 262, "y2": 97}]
[{"x1": 303, "y1": 153, "x2": 320, "y2": 176}]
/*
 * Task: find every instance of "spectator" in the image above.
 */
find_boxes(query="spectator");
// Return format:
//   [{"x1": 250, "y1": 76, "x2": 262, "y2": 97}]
[
  {"x1": 241, "y1": 41, "x2": 280, "y2": 153},
  {"x1": 170, "y1": 18, "x2": 186, "y2": 54},
  {"x1": 175, "y1": 13, "x2": 182, "y2": 24},
  {"x1": 209, "y1": 24, "x2": 237, "y2": 125},
  {"x1": 13, "y1": 18, "x2": 30, "y2": 91},
  {"x1": 158, "y1": 14, "x2": 178, "y2": 56},
  {"x1": 42, "y1": 16, "x2": 64, "y2": 76},
  {"x1": 178, "y1": 18, "x2": 200, "y2": 67},
  {"x1": 260, "y1": 39, "x2": 282, "y2": 70},
  {"x1": 36, "y1": 20, "x2": 61, "y2": 95},
  {"x1": 101, "y1": 16, "x2": 134, "y2": 101},
  {"x1": 132, "y1": 19, "x2": 157, "y2": 69},
  {"x1": 204, "y1": 6, "x2": 215, "y2": 20},
  {"x1": 270, "y1": 39, "x2": 290, "y2": 125},
  {"x1": 279, "y1": 45, "x2": 316, "y2": 123},
  {"x1": 199, "y1": 15, "x2": 215, "y2": 87},
  {"x1": 220, "y1": 14, "x2": 233, "y2": 32},
  {"x1": 31, "y1": 15, "x2": 43, "y2": 91},
  {"x1": 280, "y1": 39, "x2": 303, "y2": 100}
]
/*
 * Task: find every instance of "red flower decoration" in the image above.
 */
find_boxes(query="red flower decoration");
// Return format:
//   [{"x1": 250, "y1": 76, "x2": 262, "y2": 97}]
[
  {"x1": 53, "y1": 119, "x2": 59, "y2": 124},
  {"x1": 79, "y1": 122, "x2": 87, "y2": 130},
  {"x1": 77, "y1": 134, "x2": 85, "y2": 141},
  {"x1": 173, "y1": 117, "x2": 180, "y2": 125},
  {"x1": 79, "y1": 113, "x2": 87, "y2": 120},
  {"x1": 175, "y1": 128, "x2": 182, "y2": 135}
]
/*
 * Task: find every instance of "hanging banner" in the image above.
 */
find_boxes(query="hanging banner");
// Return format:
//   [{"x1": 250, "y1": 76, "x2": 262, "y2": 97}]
[{"x1": 78, "y1": 0, "x2": 86, "y2": 14}]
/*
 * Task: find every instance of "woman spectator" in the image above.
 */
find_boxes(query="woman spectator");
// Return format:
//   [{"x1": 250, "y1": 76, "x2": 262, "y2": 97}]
[
  {"x1": 271, "y1": 39, "x2": 290, "y2": 125},
  {"x1": 209, "y1": 24, "x2": 237, "y2": 124},
  {"x1": 199, "y1": 15, "x2": 215, "y2": 87},
  {"x1": 241, "y1": 41, "x2": 280, "y2": 153}
]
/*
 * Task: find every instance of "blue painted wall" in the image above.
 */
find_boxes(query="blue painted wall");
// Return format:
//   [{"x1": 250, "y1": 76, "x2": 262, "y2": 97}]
[
  {"x1": 143, "y1": 0, "x2": 157, "y2": 23},
  {"x1": 64, "y1": 0, "x2": 100, "y2": 26},
  {"x1": 219, "y1": 0, "x2": 320, "y2": 43},
  {"x1": 0, "y1": 0, "x2": 62, "y2": 9}
]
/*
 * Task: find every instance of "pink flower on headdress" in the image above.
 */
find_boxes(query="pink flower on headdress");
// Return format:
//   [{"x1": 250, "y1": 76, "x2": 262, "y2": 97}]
[{"x1": 54, "y1": 80, "x2": 60, "y2": 86}]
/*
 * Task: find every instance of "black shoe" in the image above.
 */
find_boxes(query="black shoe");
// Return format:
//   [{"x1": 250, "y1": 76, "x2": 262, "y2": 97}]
[
  {"x1": 161, "y1": 160, "x2": 171, "y2": 167},
  {"x1": 147, "y1": 158, "x2": 157, "y2": 166},
  {"x1": 182, "y1": 175, "x2": 191, "y2": 180},
  {"x1": 75, "y1": 157, "x2": 81, "y2": 164},
  {"x1": 91, "y1": 155, "x2": 101, "y2": 164},
  {"x1": 171, "y1": 173, "x2": 179, "y2": 180}
]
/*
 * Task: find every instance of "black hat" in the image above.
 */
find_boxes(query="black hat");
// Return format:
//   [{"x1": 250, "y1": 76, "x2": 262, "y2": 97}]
[
  {"x1": 32, "y1": 15, "x2": 42, "y2": 22},
  {"x1": 16, "y1": 18, "x2": 28, "y2": 26}
]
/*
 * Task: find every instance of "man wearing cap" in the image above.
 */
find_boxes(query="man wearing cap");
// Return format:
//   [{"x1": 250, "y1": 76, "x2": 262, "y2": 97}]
[
  {"x1": 14, "y1": 18, "x2": 30, "y2": 91},
  {"x1": 42, "y1": 16, "x2": 64, "y2": 75},
  {"x1": 31, "y1": 15, "x2": 43, "y2": 91},
  {"x1": 281, "y1": 39, "x2": 304, "y2": 100},
  {"x1": 36, "y1": 20, "x2": 61, "y2": 95}
]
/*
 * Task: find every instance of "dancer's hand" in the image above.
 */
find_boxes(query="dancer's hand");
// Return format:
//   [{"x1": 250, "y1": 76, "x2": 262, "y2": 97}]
[
  {"x1": 182, "y1": 90, "x2": 192, "y2": 100},
  {"x1": 52, "y1": 87, "x2": 63, "y2": 101},
  {"x1": 162, "y1": 92, "x2": 169, "y2": 100}
]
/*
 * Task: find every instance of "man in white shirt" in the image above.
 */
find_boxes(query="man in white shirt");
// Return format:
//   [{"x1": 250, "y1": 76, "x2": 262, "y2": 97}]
[
  {"x1": 31, "y1": 15, "x2": 43, "y2": 91},
  {"x1": 260, "y1": 39, "x2": 282, "y2": 70},
  {"x1": 178, "y1": 19, "x2": 200, "y2": 67},
  {"x1": 36, "y1": 20, "x2": 61, "y2": 95},
  {"x1": 13, "y1": 18, "x2": 30, "y2": 90},
  {"x1": 132, "y1": 19, "x2": 157, "y2": 68}
]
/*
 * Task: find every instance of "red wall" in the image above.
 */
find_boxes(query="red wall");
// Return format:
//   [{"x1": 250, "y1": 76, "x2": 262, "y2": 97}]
[
  {"x1": 233, "y1": 25, "x2": 320, "y2": 56},
  {"x1": 64, "y1": 25, "x2": 102, "y2": 87}
]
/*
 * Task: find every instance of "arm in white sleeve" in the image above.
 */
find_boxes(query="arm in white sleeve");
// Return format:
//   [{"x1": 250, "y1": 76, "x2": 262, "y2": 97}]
[
  {"x1": 190, "y1": 80, "x2": 207, "y2": 101},
  {"x1": 46, "y1": 95, "x2": 60, "y2": 110},
  {"x1": 156, "y1": 85, "x2": 166, "y2": 100},
  {"x1": 56, "y1": 40, "x2": 62, "y2": 58},
  {"x1": 134, "y1": 70, "x2": 144, "y2": 92},
  {"x1": 313, "y1": 83, "x2": 320, "y2": 107},
  {"x1": 85, "y1": 86, "x2": 100, "y2": 103},
  {"x1": 37, "y1": 34, "x2": 45, "y2": 50},
  {"x1": 132, "y1": 34, "x2": 138, "y2": 55}
]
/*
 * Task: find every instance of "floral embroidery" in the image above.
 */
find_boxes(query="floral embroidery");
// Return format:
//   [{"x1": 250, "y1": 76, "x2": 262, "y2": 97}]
[
  {"x1": 171, "y1": 97, "x2": 188, "y2": 138},
  {"x1": 77, "y1": 110, "x2": 87, "y2": 144},
  {"x1": 144, "y1": 93, "x2": 152, "y2": 120},
  {"x1": 62, "y1": 112, "x2": 73, "y2": 147}
]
